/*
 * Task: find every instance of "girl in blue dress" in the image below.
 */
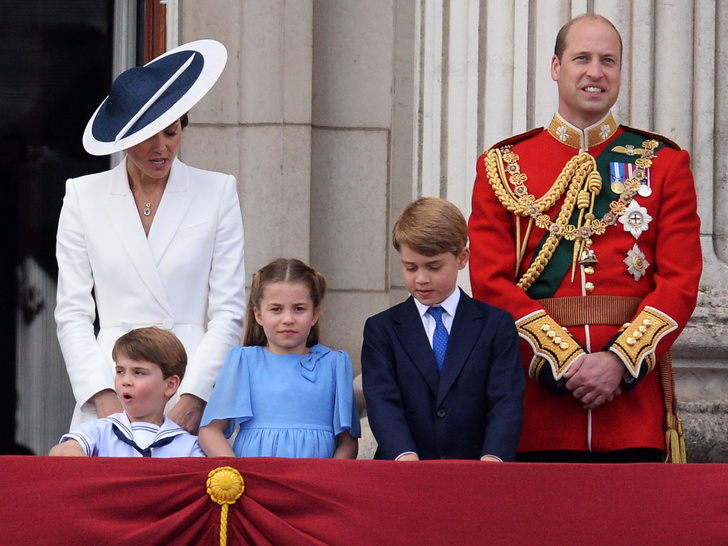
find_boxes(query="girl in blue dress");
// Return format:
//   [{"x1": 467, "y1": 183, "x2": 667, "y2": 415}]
[{"x1": 199, "y1": 258, "x2": 360, "y2": 458}]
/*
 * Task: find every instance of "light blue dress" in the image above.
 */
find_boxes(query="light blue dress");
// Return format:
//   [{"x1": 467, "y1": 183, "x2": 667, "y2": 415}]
[{"x1": 201, "y1": 344, "x2": 361, "y2": 458}]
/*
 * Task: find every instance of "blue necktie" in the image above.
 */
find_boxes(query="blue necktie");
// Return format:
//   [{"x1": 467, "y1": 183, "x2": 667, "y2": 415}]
[{"x1": 428, "y1": 306, "x2": 448, "y2": 372}]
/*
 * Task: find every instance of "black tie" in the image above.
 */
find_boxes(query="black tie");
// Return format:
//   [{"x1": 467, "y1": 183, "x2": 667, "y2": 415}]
[{"x1": 112, "y1": 424, "x2": 176, "y2": 457}]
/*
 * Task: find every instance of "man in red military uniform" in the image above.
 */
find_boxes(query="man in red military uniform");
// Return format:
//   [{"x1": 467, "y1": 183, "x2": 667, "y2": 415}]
[{"x1": 468, "y1": 14, "x2": 702, "y2": 462}]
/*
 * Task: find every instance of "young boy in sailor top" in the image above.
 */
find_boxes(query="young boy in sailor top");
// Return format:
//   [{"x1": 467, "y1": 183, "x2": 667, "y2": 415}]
[{"x1": 50, "y1": 327, "x2": 204, "y2": 457}]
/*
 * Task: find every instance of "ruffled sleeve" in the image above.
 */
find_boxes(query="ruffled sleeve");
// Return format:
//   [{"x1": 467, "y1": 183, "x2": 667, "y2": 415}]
[
  {"x1": 331, "y1": 349, "x2": 361, "y2": 438},
  {"x1": 199, "y1": 346, "x2": 253, "y2": 438}
]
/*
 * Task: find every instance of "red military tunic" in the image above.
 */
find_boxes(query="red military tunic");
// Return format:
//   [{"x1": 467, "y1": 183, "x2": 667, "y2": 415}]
[{"x1": 469, "y1": 112, "x2": 702, "y2": 453}]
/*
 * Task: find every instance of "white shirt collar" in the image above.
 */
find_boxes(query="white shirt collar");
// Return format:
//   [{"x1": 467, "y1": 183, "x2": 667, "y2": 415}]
[{"x1": 413, "y1": 286, "x2": 461, "y2": 319}]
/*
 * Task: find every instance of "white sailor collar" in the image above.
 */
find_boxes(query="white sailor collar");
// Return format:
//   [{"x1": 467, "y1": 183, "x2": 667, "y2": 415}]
[{"x1": 105, "y1": 412, "x2": 188, "y2": 443}]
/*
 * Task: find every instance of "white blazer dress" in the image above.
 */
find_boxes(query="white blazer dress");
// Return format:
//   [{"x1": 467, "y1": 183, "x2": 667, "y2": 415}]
[{"x1": 55, "y1": 157, "x2": 246, "y2": 428}]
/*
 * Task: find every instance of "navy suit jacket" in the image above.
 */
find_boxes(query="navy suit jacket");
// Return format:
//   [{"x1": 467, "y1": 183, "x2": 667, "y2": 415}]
[{"x1": 361, "y1": 289, "x2": 525, "y2": 461}]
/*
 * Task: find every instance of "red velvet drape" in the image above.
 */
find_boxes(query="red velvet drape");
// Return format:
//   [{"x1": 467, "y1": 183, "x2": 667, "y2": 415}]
[{"x1": 2, "y1": 457, "x2": 726, "y2": 545}]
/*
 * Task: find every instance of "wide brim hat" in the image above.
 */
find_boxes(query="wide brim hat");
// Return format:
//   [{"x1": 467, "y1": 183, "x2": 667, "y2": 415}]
[{"x1": 82, "y1": 39, "x2": 227, "y2": 156}]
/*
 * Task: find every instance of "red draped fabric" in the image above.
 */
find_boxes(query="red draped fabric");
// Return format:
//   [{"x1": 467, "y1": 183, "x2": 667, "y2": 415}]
[{"x1": 1, "y1": 456, "x2": 726, "y2": 545}]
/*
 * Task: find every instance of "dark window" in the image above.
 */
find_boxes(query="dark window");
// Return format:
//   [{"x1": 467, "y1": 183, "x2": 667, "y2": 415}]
[{"x1": 0, "y1": 0, "x2": 114, "y2": 454}]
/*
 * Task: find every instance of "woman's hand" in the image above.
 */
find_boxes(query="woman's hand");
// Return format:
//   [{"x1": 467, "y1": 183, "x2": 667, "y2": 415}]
[
  {"x1": 92, "y1": 389, "x2": 123, "y2": 418},
  {"x1": 167, "y1": 394, "x2": 206, "y2": 434}
]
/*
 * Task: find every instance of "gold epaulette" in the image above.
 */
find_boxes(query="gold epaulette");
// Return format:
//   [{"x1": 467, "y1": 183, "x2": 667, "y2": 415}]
[
  {"x1": 619, "y1": 125, "x2": 681, "y2": 150},
  {"x1": 609, "y1": 306, "x2": 678, "y2": 378},
  {"x1": 516, "y1": 310, "x2": 585, "y2": 381}
]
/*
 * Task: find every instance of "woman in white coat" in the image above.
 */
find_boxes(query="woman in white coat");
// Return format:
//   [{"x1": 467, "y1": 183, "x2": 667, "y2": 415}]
[{"x1": 55, "y1": 40, "x2": 245, "y2": 434}]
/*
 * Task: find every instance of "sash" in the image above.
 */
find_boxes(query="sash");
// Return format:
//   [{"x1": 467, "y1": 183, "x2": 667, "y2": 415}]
[{"x1": 525, "y1": 131, "x2": 664, "y2": 299}]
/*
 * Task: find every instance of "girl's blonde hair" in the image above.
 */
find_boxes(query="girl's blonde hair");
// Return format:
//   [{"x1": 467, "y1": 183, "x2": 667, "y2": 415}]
[{"x1": 243, "y1": 258, "x2": 327, "y2": 348}]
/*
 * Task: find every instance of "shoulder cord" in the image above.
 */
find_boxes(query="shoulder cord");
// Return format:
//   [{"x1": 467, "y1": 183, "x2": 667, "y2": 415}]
[{"x1": 484, "y1": 148, "x2": 600, "y2": 291}]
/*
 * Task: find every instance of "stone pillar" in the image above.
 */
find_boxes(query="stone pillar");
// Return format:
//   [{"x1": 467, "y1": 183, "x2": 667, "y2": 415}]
[
  {"x1": 179, "y1": 0, "x2": 314, "y2": 274},
  {"x1": 309, "y1": 1, "x2": 396, "y2": 363},
  {"x1": 308, "y1": 1, "x2": 404, "y2": 457}
]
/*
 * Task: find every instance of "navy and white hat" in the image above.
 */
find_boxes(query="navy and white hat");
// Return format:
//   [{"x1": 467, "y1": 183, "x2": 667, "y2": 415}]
[{"x1": 82, "y1": 39, "x2": 227, "y2": 156}]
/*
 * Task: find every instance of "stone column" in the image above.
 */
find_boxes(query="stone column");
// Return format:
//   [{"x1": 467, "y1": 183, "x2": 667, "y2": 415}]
[
  {"x1": 179, "y1": 0, "x2": 314, "y2": 275},
  {"x1": 309, "y1": 1, "x2": 396, "y2": 363}
]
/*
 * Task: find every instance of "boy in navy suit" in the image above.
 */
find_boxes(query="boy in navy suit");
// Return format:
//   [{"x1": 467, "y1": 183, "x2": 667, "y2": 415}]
[{"x1": 362, "y1": 198, "x2": 524, "y2": 461}]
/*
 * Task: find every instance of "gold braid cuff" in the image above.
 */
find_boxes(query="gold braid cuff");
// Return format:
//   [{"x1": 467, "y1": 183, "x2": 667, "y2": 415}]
[
  {"x1": 532, "y1": 296, "x2": 684, "y2": 462},
  {"x1": 516, "y1": 310, "x2": 585, "y2": 380},
  {"x1": 609, "y1": 306, "x2": 677, "y2": 378}
]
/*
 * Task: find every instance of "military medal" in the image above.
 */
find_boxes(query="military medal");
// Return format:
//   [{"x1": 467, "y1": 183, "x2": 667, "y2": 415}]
[
  {"x1": 625, "y1": 244, "x2": 650, "y2": 281},
  {"x1": 610, "y1": 162, "x2": 625, "y2": 194},
  {"x1": 638, "y1": 181, "x2": 652, "y2": 197},
  {"x1": 611, "y1": 160, "x2": 653, "y2": 198},
  {"x1": 619, "y1": 200, "x2": 652, "y2": 239},
  {"x1": 637, "y1": 150, "x2": 655, "y2": 197},
  {"x1": 627, "y1": 162, "x2": 652, "y2": 197}
]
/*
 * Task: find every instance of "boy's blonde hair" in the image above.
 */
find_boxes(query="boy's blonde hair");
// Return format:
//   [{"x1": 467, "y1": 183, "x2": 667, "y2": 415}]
[
  {"x1": 392, "y1": 197, "x2": 468, "y2": 257},
  {"x1": 111, "y1": 327, "x2": 187, "y2": 380}
]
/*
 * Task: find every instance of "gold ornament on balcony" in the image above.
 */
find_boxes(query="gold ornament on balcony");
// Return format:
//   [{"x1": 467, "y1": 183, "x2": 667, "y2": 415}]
[{"x1": 207, "y1": 466, "x2": 245, "y2": 546}]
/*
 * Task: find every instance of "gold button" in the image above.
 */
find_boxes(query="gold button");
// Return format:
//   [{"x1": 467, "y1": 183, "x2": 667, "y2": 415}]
[
  {"x1": 627, "y1": 337, "x2": 636, "y2": 345},
  {"x1": 643, "y1": 318, "x2": 652, "y2": 326},
  {"x1": 553, "y1": 336, "x2": 562, "y2": 344},
  {"x1": 633, "y1": 331, "x2": 643, "y2": 339},
  {"x1": 639, "y1": 325, "x2": 647, "y2": 333},
  {"x1": 584, "y1": 266, "x2": 595, "y2": 275},
  {"x1": 547, "y1": 330, "x2": 556, "y2": 338},
  {"x1": 541, "y1": 324, "x2": 551, "y2": 332},
  {"x1": 585, "y1": 282, "x2": 595, "y2": 293},
  {"x1": 559, "y1": 342, "x2": 569, "y2": 350}
]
